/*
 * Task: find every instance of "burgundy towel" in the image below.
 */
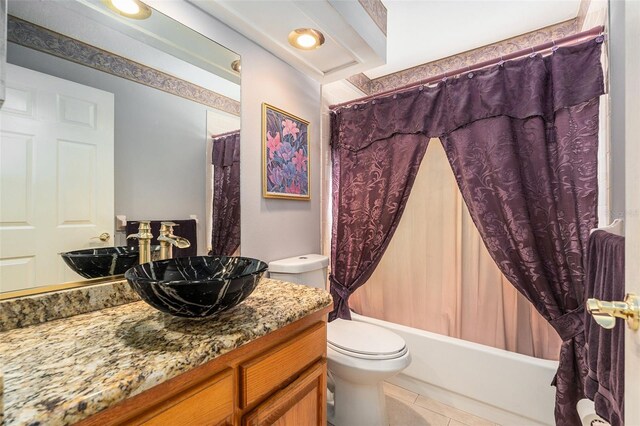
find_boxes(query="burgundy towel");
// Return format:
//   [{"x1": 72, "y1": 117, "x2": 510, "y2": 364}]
[
  {"x1": 584, "y1": 230, "x2": 625, "y2": 426},
  {"x1": 126, "y1": 219, "x2": 197, "y2": 258}
]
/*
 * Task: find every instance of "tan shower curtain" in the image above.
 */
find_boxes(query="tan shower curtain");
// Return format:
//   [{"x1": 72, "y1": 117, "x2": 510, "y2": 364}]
[{"x1": 350, "y1": 140, "x2": 561, "y2": 360}]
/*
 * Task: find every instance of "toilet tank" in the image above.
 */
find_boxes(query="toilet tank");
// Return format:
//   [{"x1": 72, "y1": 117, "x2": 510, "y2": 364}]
[{"x1": 268, "y1": 254, "x2": 329, "y2": 289}]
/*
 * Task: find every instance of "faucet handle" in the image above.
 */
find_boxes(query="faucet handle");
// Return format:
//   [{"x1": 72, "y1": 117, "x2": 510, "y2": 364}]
[
  {"x1": 138, "y1": 220, "x2": 152, "y2": 232},
  {"x1": 159, "y1": 221, "x2": 178, "y2": 236},
  {"x1": 157, "y1": 221, "x2": 190, "y2": 251},
  {"x1": 127, "y1": 221, "x2": 153, "y2": 240}
]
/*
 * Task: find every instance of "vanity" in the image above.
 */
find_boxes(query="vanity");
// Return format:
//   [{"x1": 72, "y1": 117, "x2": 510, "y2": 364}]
[
  {"x1": 0, "y1": 278, "x2": 332, "y2": 425},
  {"x1": 0, "y1": 0, "x2": 333, "y2": 424}
]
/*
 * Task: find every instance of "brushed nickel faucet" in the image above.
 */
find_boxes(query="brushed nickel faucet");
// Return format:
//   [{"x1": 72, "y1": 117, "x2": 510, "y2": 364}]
[
  {"x1": 126, "y1": 221, "x2": 154, "y2": 264},
  {"x1": 158, "y1": 222, "x2": 191, "y2": 260}
]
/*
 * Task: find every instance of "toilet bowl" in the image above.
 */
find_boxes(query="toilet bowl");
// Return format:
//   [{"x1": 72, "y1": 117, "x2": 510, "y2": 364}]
[
  {"x1": 268, "y1": 255, "x2": 411, "y2": 426},
  {"x1": 327, "y1": 318, "x2": 411, "y2": 426}
]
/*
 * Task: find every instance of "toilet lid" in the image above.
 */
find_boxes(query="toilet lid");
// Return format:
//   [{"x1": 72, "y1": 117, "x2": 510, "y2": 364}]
[{"x1": 327, "y1": 319, "x2": 407, "y2": 360}]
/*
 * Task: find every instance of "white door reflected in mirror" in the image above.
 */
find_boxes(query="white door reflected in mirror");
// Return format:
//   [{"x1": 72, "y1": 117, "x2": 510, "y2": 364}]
[
  {"x1": 1, "y1": 0, "x2": 241, "y2": 298},
  {"x1": 0, "y1": 64, "x2": 115, "y2": 292}
]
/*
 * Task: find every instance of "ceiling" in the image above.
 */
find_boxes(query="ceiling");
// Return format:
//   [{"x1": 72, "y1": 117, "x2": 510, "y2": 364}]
[
  {"x1": 190, "y1": 0, "x2": 387, "y2": 83},
  {"x1": 365, "y1": 0, "x2": 581, "y2": 79},
  {"x1": 191, "y1": 0, "x2": 582, "y2": 84}
]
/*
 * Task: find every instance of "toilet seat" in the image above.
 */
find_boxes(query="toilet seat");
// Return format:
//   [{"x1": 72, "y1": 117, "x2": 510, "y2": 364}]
[{"x1": 328, "y1": 319, "x2": 408, "y2": 360}]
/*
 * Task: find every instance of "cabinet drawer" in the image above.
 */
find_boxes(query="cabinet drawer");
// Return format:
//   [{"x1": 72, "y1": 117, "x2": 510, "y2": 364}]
[
  {"x1": 140, "y1": 369, "x2": 233, "y2": 426},
  {"x1": 240, "y1": 322, "x2": 325, "y2": 408}
]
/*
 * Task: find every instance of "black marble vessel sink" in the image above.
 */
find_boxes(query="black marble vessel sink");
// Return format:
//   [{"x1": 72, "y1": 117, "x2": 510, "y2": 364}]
[
  {"x1": 125, "y1": 256, "x2": 268, "y2": 318},
  {"x1": 60, "y1": 246, "x2": 160, "y2": 279}
]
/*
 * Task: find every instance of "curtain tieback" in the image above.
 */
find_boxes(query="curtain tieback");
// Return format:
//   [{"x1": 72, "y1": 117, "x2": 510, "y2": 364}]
[
  {"x1": 549, "y1": 306, "x2": 585, "y2": 341},
  {"x1": 329, "y1": 275, "x2": 351, "y2": 299}
]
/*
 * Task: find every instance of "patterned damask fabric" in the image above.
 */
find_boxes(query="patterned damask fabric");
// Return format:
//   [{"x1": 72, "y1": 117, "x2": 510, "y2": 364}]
[
  {"x1": 441, "y1": 99, "x2": 600, "y2": 425},
  {"x1": 210, "y1": 132, "x2": 241, "y2": 256},
  {"x1": 330, "y1": 132, "x2": 430, "y2": 319},
  {"x1": 330, "y1": 39, "x2": 605, "y2": 425},
  {"x1": 332, "y1": 39, "x2": 604, "y2": 152}
]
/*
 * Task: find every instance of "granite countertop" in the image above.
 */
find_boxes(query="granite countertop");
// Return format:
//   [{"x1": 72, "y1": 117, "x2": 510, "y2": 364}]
[{"x1": 0, "y1": 279, "x2": 332, "y2": 426}]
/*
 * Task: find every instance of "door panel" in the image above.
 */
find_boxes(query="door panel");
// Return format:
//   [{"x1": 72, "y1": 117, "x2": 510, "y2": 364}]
[
  {"x1": 3, "y1": 85, "x2": 35, "y2": 116},
  {"x1": 57, "y1": 139, "x2": 97, "y2": 225},
  {"x1": 0, "y1": 131, "x2": 33, "y2": 225},
  {"x1": 57, "y1": 95, "x2": 97, "y2": 128},
  {"x1": 0, "y1": 64, "x2": 114, "y2": 290},
  {"x1": 625, "y1": 1, "x2": 640, "y2": 424},
  {"x1": 0, "y1": 256, "x2": 35, "y2": 293}
]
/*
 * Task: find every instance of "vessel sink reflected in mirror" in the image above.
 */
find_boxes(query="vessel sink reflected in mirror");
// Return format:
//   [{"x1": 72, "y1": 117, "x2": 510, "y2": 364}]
[
  {"x1": 125, "y1": 256, "x2": 268, "y2": 318},
  {"x1": 60, "y1": 246, "x2": 161, "y2": 279}
]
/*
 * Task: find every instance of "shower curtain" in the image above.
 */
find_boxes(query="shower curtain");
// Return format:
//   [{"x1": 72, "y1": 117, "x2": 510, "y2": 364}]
[
  {"x1": 210, "y1": 131, "x2": 240, "y2": 256},
  {"x1": 330, "y1": 38, "x2": 605, "y2": 425},
  {"x1": 349, "y1": 141, "x2": 562, "y2": 360}
]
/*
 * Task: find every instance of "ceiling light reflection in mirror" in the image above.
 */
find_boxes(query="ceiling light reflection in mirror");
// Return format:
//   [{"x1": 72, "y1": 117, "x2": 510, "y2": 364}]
[{"x1": 103, "y1": 0, "x2": 152, "y2": 20}]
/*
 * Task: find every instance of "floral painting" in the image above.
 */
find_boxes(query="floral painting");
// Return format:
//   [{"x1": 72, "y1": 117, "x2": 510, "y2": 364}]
[{"x1": 262, "y1": 103, "x2": 310, "y2": 200}]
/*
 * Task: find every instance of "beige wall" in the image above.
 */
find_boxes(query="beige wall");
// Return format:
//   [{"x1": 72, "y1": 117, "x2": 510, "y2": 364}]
[{"x1": 150, "y1": 1, "x2": 322, "y2": 264}]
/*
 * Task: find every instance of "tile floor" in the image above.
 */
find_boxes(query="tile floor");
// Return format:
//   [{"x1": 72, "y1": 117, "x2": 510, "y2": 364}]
[
  {"x1": 383, "y1": 382, "x2": 498, "y2": 426},
  {"x1": 331, "y1": 382, "x2": 499, "y2": 426}
]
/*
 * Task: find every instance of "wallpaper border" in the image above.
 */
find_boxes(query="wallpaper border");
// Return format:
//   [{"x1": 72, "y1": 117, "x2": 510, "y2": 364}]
[
  {"x1": 348, "y1": 18, "x2": 579, "y2": 95},
  {"x1": 7, "y1": 15, "x2": 241, "y2": 116},
  {"x1": 358, "y1": 0, "x2": 387, "y2": 35}
]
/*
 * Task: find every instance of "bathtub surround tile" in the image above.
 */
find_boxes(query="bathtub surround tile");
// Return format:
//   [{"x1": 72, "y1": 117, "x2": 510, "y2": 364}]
[
  {"x1": 415, "y1": 395, "x2": 497, "y2": 426},
  {"x1": 0, "y1": 279, "x2": 332, "y2": 426},
  {"x1": 383, "y1": 381, "x2": 419, "y2": 404},
  {"x1": 0, "y1": 280, "x2": 139, "y2": 332}
]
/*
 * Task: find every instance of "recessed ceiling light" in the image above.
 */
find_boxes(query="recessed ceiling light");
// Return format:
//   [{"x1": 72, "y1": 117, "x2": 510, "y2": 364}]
[
  {"x1": 288, "y1": 28, "x2": 325, "y2": 50},
  {"x1": 103, "y1": 0, "x2": 152, "y2": 20}
]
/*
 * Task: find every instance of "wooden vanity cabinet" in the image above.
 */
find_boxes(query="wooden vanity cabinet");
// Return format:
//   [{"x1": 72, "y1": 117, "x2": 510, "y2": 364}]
[
  {"x1": 242, "y1": 361, "x2": 326, "y2": 426},
  {"x1": 78, "y1": 308, "x2": 329, "y2": 426}
]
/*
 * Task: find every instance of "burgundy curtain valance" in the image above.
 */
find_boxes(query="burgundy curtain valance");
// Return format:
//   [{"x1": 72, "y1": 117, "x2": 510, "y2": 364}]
[{"x1": 331, "y1": 38, "x2": 604, "y2": 152}]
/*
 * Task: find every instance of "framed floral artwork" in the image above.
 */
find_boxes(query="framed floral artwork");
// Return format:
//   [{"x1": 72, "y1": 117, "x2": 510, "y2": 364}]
[{"x1": 262, "y1": 103, "x2": 310, "y2": 200}]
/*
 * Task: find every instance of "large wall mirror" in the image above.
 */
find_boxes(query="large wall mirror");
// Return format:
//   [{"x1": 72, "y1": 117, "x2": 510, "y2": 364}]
[{"x1": 0, "y1": 0, "x2": 241, "y2": 297}]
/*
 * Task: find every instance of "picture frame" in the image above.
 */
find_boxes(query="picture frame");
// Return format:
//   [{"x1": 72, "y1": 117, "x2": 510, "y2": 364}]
[{"x1": 262, "y1": 103, "x2": 310, "y2": 200}]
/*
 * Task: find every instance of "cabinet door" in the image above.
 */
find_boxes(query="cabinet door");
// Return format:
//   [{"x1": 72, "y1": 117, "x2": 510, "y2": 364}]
[
  {"x1": 240, "y1": 322, "x2": 325, "y2": 409},
  {"x1": 242, "y1": 361, "x2": 326, "y2": 426}
]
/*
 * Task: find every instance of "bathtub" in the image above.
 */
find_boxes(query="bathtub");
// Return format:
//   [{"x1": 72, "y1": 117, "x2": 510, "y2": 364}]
[{"x1": 351, "y1": 312, "x2": 558, "y2": 425}]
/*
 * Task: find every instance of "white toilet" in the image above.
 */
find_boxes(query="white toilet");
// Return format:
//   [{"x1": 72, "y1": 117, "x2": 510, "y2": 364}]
[{"x1": 269, "y1": 255, "x2": 412, "y2": 426}]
